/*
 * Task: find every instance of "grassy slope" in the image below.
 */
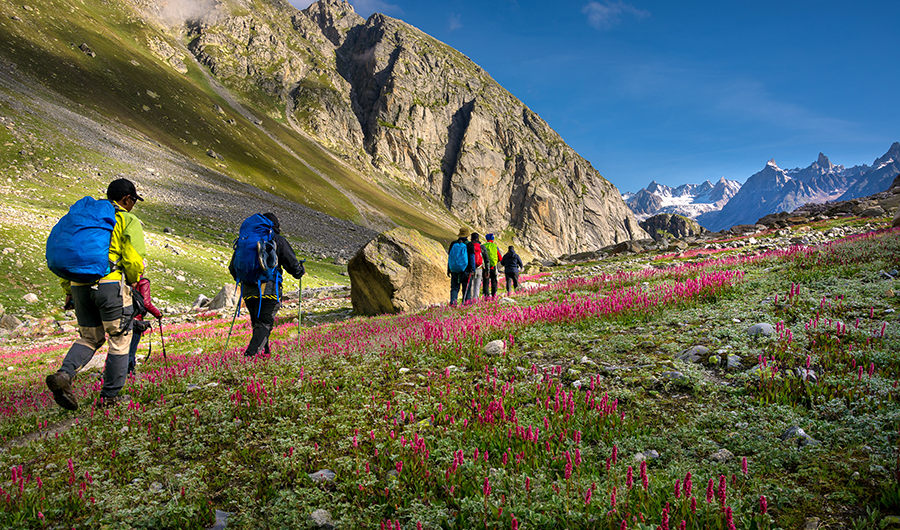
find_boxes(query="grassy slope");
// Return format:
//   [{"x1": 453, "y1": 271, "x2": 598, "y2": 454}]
[
  {"x1": 0, "y1": 218, "x2": 898, "y2": 529},
  {"x1": 0, "y1": 0, "x2": 457, "y2": 234}
]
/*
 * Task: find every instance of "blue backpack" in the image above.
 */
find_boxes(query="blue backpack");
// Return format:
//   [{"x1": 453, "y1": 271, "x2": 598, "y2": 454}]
[
  {"x1": 448, "y1": 241, "x2": 468, "y2": 273},
  {"x1": 233, "y1": 214, "x2": 280, "y2": 312},
  {"x1": 46, "y1": 197, "x2": 117, "y2": 283}
]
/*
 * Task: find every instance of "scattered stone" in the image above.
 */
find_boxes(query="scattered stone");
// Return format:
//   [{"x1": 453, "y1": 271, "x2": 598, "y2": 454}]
[
  {"x1": 149, "y1": 481, "x2": 164, "y2": 493},
  {"x1": 0, "y1": 314, "x2": 23, "y2": 331},
  {"x1": 747, "y1": 323, "x2": 775, "y2": 337},
  {"x1": 499, "y1": 297, "x2": 518, "y2": 305},
  {"x1": 208, "y1": 284, "x2": 239, "y2": 310},
  {"x1": 779, "y1": 426, "x2": 822, "y2": 448},
  {"x1": 398, "y1": 368, "x2": 410, "y2": 374},
  {"x1": 308, "y1": 509, "x2": 335, "y2": 530},
  {"x1": 192, "y1": 294, "x2": 210, "y2": 310},
  {"x1": 803, "y1": 517, "x2": 820, "y2": 529},
  {"x1": 725, "y1": 354, "x2": 742, "y2": 371},
  {"x1": 660, "y1": 371, "x2": 689, "y2": 383},
  {"x1": 796, "y1": 368, "x2": 818, "y2": 384},
  {"x1": 308, "y1": 469, "x2": 336, "y2": 484},
  {"x1": 208, "y1": 509, "x2": 230, "y2": 530},
  {"x1": 163, "y1": 227, "x2": 174, "y2": 234},
  {"x1": 709, "y1": 448, "x2": 734, "y2": 463},
  {"x1": 22, "y1": 293, "x2": 38, "y2": 304},
  {"x1": 633, "y1": 449, "x2": 659, "y2": 462},
  {"x1": 676, "y1": 345, "x2": 707, "y2": 363},
  {"x1": 484, "y1": 340, "x2": 506, "y2": 356}
]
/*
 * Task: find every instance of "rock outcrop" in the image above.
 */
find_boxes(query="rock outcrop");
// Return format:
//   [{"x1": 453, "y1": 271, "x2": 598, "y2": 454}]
[
  {"x1": 348, "y1": 227, "x2": 449, "y2": 315},
  {"x1": 185, "y1": 0, "x2": 647, "y2": 257},
  {"x1": 640, "y1": 214, "x2": 706, "y2": 241}
]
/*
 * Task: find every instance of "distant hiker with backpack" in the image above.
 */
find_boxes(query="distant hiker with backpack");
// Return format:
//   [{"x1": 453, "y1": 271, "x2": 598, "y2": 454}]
[
  {"x1": 447, "y1": 227, "x2": 474, "y2": 306},
  {"x1": 482, "y1": 233, "x2": 503, "y2": 299},
  {"x1": 500, "y1": 245, "x2": 524, "y2": 295},
  {"x1": 45, "y1": 178, "x2": 147, "y2": 410},
  {"x1": 229, "y1": 212, "x2": 305, "y2": 357},
  {"x1": 127, "y1": 273, "x2": 162, "y2": 376},
  {"x1": 466, "y1": 233, "x2": 489, "y2": 302}
]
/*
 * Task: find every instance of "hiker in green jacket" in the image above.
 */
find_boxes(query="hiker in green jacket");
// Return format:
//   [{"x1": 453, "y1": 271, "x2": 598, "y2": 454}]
[
  {"x1": 46, "y1": 178, "x2": 147, "y2": 410},
  {"x1": 482, "y1": 233, "x2": 503, "y2": 298}
]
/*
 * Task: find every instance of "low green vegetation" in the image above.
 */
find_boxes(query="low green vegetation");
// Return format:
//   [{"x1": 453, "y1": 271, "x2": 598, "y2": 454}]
[{"x1": 1, "y1": 220, "x2": 898, "y2": 529}]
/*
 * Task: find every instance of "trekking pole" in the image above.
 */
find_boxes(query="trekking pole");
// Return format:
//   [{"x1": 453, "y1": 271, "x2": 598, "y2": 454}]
[
  {"x1": 297, "y1": 260, "x2": 306, "y2": 343},
  {"x1": 143, "y1": 323, "x2": 153, "y2": 364},
  {"x1": 224, "y1": 293, "x2": 241, "y2": 354},
  {"x1": 157, "y1": 316, "x2": 168, "y2": 368}
]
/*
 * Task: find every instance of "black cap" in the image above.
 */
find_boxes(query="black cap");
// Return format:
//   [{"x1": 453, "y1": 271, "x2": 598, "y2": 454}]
[
  {"x1": 263, "y1": 212, "x2": 281, "y2": 234},
  {"x1": 107, "y1": 178, "x2": 143, "y2": 202}
]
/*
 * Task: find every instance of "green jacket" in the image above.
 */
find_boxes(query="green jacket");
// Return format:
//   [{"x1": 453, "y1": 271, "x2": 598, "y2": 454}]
[{"x1": 61, "y1": 202, "x2": 146, "y2": 293}]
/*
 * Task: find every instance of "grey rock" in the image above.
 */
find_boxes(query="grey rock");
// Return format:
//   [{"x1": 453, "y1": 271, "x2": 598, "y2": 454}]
[
  {"x1": 308, "y1": 469, "x2": 336, "y2": 484},
  {"x1": 308, "y1": 509, "x2": 335, "y2": 530},
  {"x1": 726, "y1": 354, "x2": 742, "y2": 371},
  {"x1": 796, "y1": 367, "x2": 817, "y2": 384},
  {"x1": 676, "y1": 345, "x2": 708, "y2": 363},
  {"x1": 208, "y1": 509, "x2": 230, "y2": 530},
  {"x1": 22, "y1": 293, "x2": 38, "y2": 304},
  {"x1": 803, "y1": 517, "x2": 820, "y2": 530},
  {"x1": 779, "y1": 426, "x2": 822, "y2": 448},
  {"x1": 660, "y1": 371, "x2": 689, "y2": 383},
  {"x1": 191, "y1": 294, "x2": 210, "y2": 310},
  {"x1": 709, "y1": 448, "x2": 734, "y2": 463},
  {"x1": 747, "y1": 323, "x2": 775, "y2": 337},
  {"x1": 484, "y1": 340, "x2": 506, "y2": 356},
  {"x1": 0, "y1": 314, "x2": 23, "y2": 331},
  {"x1": 208, "y1": 284, "x2": 239, "y2": 311}
]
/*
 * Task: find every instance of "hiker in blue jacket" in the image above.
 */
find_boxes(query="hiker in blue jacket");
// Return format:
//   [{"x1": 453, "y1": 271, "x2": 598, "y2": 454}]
[
  {"x1": 228, "y1": 213, "x2": 305, "y2": 357},
  {"x1": 447, "y1": 227, "x2": 474, "y2": 306},
  {"x1": 500, "y1": 245, "x2": 525, "y2": 295}
]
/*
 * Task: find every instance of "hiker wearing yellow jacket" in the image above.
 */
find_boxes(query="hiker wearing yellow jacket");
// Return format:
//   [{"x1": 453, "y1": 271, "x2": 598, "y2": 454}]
[{"x1": 47, "y1": 178, "x2": 147, "y2": 411}]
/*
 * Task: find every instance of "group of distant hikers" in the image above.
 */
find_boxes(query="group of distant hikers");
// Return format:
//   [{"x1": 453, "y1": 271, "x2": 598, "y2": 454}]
[
  {"x1": 44, "y1": 178, "x2": 305, "y2": 411},
  {"x1": 447, "y1": 227, "x2": 524, "y2": 306},
  {"x1": 43, "y1": 179, "x2": 524, "y2": 410}
]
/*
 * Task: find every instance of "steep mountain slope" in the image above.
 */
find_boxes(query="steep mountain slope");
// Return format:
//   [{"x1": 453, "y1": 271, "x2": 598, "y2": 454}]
[
  {"x1": 176, "y1": 0, "x2": 647, "y2": 256},
  {"x1": 0, "y1": 0, "x2": 645, "y2": 261},
  {"x1": 838, "y1": 142, "x2": 900, "y2": 200},
  {"x1": 699, "y1": 146, "x2": 899, "y2": 231}
]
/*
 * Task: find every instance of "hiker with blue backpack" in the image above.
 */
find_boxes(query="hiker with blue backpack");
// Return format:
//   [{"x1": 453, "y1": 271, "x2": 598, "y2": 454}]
[
  {"x1": 228, "y1": 212, "x2": 305, "y2": 357},
  {"x1": 447, "y1": 227, "x2": 474, "y2": 306},
  {"x1": 45, "y1": 178, "x2": 147, "y2": 410}
]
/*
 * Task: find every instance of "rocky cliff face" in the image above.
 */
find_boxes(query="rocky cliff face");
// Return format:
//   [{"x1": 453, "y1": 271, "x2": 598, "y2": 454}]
[{"x1": 185, "y1": 0, "x2": 646, "y2": 257}]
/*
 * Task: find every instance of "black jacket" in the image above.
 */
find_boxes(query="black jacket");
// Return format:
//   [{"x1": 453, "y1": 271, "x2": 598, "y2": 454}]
[
  {"x1": 500, "y1": 250, "x2": 524, "y2": 274},
  {"x1": 229, "y1": 233, "x2": 305, "y2": 296}
]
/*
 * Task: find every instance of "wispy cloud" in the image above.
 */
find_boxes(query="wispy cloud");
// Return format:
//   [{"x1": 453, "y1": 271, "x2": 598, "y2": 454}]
[
  {"x1": 582, "y1": 1, "x2": 649, "y2": 30},
  {"x1": 612, "y1": 60, "x2": 858, "y2": 140},
  {"x1": 447, "y1": 14, "x2": 463, "y2": 32}
]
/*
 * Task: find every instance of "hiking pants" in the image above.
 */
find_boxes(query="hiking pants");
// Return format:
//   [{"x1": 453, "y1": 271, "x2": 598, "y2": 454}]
[
  {"x1": 505, "y1": 272, "x2": 520, "y2": 295},
  {"x1": 449, "y1": 271, "x2": 470, "y2": 306},
  {"x1": 244, "y1": 297, "x2": 279, "y2": 356},
  {"x1": 467, "y1": 266, "x2": 483, "y2": 302},
  {"x1": 483, "y1": 267, "x2": 498, "y2": 298},
  {"x1": 59, "y1": 278, "x2": 133, "y2": 398}
]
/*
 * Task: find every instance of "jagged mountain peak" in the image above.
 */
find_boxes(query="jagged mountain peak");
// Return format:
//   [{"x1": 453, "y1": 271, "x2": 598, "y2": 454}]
[{"x1": 816, "y1": 152, "x2": 832, "y2": 170}]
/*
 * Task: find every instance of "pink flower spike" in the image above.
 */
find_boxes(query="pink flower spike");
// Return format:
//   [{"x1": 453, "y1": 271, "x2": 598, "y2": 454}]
[
  {"x1": 741, "y1": 456, "x2": 748, "y2": 475},
  {"x1": 760, "y1": 494, "x2": 768, "y2": 514}
]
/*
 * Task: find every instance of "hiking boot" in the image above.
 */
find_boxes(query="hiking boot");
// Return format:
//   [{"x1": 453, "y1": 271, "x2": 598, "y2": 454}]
[
  {"x1": 46, "y1": 372, "x2": 78, "y2": 411},
  {"x1": 97, "y1": 394, "x2": 131, "y2": 408}
]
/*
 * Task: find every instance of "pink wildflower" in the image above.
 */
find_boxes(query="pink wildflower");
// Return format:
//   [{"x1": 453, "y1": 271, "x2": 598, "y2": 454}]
[
  {"x1": 760, "y1": 495, "x2": 768, "y2": 514},
  {"x1": 741, "y1": 457, "x2": 748, "y2": 476},
  {"x1": 626, "y1": 466, "x2": 633, "y2": 489}
]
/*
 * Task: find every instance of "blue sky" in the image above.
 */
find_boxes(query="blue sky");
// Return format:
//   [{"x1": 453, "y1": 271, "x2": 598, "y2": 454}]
[{"x1": 291, "y1": 0, "x2": 900, "y2": 193}]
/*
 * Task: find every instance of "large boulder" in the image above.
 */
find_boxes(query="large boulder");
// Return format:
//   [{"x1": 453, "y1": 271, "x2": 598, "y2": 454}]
[
  {"x1": 348, "y1": 228, "x2": 450, "y2": 315},
  {"x1": 640, "y1": 213, "x2": 706, "y2": 241}
]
